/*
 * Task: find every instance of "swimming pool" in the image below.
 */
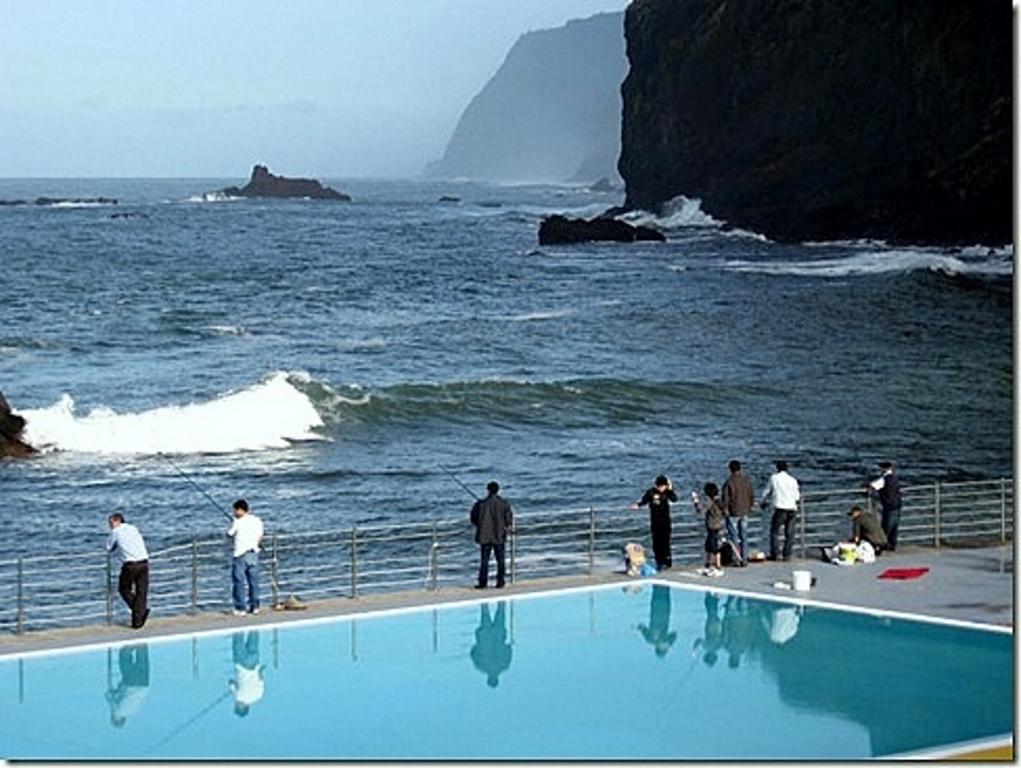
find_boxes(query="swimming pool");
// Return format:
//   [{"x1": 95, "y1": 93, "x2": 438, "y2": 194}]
[{"x1": 0, "y1": 582, "x2": 1012, "y2": 759}]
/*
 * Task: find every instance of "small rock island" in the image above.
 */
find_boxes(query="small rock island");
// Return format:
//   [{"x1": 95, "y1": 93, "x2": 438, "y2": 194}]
[{"x1": 219, "y1": 165, "x2": 351, "y2": 201}]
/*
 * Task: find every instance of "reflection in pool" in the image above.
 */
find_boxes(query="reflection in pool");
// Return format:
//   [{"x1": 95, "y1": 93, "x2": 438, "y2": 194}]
[{"x1": 0, "y1": 583, "x2": 1012, "y2": 759}]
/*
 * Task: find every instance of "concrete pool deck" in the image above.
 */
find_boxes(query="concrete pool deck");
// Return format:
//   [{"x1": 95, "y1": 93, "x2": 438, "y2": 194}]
[{"x1": 0, "y1": 542, "x2": 1012, "y2": 658}]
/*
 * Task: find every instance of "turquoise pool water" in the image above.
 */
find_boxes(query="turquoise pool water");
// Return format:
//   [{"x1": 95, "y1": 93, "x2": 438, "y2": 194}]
[{"x1": 0, "y1": 583, "x2": 1013, "y2": 759}]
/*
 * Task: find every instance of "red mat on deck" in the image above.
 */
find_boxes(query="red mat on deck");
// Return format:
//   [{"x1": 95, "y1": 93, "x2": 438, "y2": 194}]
[{"x1": 877, "y1": 567, "x2": 930, "y2": 580}]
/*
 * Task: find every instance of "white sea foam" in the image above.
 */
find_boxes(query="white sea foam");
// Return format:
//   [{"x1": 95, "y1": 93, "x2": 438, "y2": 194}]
[
  {"x1": 45, "y1": 201, "x2": 116, "y2": 209},
  {"x1": 719, "y1": 248, "x2": 1014, "y2": 278},
  {"x1": 20, "y1": 371, "x2": 325, "y2": 455},
  {"x1": 205, "y1": 324, "x2": 246, "y2": 336},
  {"x1": 621, "y1": 195, "x2": 723, "y2": 229},
  {"x1": 508, "y1": 308, "x2": 577, "y2": 322},
  {"x1": 186, "y1": 191, "x2": 242, "y2": 203}
]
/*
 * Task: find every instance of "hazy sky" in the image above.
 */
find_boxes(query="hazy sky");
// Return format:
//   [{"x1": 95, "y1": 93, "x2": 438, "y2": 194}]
[{"x1": 0, "y1": 0, "x2": 629, "y2": 178}]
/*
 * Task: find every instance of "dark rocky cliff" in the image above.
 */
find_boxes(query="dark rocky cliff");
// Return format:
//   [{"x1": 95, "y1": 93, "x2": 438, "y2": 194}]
[
  {"x1": 619, "y1": 1, "x2": 1011, "y2": 245},
  {"x1": 428, "y1": 12, "x2": 626, "y2": 183}
]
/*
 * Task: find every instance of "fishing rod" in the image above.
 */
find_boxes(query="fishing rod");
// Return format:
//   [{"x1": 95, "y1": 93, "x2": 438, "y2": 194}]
[
  {"x1": 154, "y1": 452, "x2": 234, "y2": 521},
  {"x1": 440, "y1": 466, "x2": 480, "y2": 501}
]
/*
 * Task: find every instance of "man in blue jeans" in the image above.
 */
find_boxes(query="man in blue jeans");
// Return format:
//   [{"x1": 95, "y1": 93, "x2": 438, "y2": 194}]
[
  {"x1": 470, "y1": 481, "x2": 514, "y2": 589},
  {"x1": 227, "y1": 499, "x2": 264, "y2": 615},
  {"x1": 721, "y1": 460, "x2": 755, "y2": 566}
]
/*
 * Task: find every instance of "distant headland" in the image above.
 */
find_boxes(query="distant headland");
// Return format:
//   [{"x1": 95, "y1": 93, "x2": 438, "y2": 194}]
[{"x1": 218, "y1": 165, "x2": 351, "y2": 201}]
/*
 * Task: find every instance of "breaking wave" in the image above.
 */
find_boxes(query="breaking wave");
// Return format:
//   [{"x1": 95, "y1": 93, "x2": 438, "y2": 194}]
[
  {"x1": 21, "y1": 371, "x2": 324, "y2": 455},
  {"x1": 620, "y1": 195, "x2": 723, "y2": 229},
  {"x1": 718, "y1": 247, "x2": 1013, "y2": 279},
  {"x1": 294, "y1": 374, "x2": 766, "y2": 431},
  {"x1": 185, "y1": 191, "x2": 242, "y2": 203}
]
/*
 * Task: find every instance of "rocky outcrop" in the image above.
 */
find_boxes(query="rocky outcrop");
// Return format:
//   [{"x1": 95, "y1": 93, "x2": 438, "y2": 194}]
[
  {"x1": 0, "y1": 197, "x2": 118, "y2": 206},
  {"x1": 428, "y1": 12, "x2": 627, "y2": 183},
  {"x1": 220, "y1": 165, "x2": 351, "y2": 201},
  {"x1": 0, "y1": 392, "x2": 35, "y2": 457},
  {"x1": 619, "y1": 1, "x2": 1011, "y2": 246},
  {"x1": 538, "y1": 214, "x2": 665, "y2": 245}
]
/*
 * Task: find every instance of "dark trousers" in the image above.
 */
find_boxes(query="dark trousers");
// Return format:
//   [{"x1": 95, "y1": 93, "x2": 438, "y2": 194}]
[
  {"x1": 769, "y1": 508, "x2": 797, "y2": 560},
  {"x1": 118, "y1": 560, "x2": 149, "y2": 628},
  {"x1": 477, "y1": 542, "x2": 506, "y2": 587},
  {"x1": 650, "y1": 515, "x2": 672, "y2": 569},
  {"x1": 881, "y1": 506, "x2": 901, "y2": 551}
]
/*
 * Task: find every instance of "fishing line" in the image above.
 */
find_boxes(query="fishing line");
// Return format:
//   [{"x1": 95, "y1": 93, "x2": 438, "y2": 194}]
[
  {"x1": 440, "y1": 465, "x2": 480, "y2": 501},
  {"x1": 154, "y1": 452, "x2": 233, "y2": 521}
]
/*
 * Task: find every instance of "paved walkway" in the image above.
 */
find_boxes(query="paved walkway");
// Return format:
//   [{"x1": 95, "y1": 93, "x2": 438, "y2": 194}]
[{"x1": 0, "y1": 543, "x2": 1012, "y2": 658}]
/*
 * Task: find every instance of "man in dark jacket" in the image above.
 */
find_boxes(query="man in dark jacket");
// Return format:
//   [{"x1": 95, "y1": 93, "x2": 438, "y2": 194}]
[
  {"x1": 470, "y1": 481, "x2": 514, "y2": 588},
  {"x1": 849, "y1": 504, "x2": 888, "y2": 552},
  {"x1": 869, "y1": 461, "x2": 902, "y2": 551},
  {"x1": 721, "y1": 460, "x2": 755, "y2": 566}
]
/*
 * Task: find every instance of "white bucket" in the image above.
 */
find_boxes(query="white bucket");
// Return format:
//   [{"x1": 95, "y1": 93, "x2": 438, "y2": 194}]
[{"x1": 792, "y1": 570, "x2": 812, "y2": 592}]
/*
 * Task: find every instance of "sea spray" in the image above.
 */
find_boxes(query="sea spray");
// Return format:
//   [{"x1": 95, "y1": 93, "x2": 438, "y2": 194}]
[
  {"x1": 717, "y1": 248, "x2": 1013, "y2": 279},
  {"x1": 20, "y1": 371, "x2": 325, "y2": 455}
]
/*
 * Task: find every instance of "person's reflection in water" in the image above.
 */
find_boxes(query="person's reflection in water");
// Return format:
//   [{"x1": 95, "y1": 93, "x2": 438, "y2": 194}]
[
  {"x1": 723, "y1": 595, "x2": 754, "y2": 669},
  {"x1": 638, "y1": 584, "x2": 678, "y2": 657},
  {"x1": 693, "y1": 593, "x2": 724, "y2": 667},
  {"x1": 106, "y1": 643, "x2": 150, "y2": 727},
  {"x1": 761, "y1": 604, "x2": 802, "y2": 645},
  {"x1": 470, "y1": 601, "x2": 512, "y2": 688},
  {"x1": 229, "y1": 631, "x2": 264, "y2": 717}
]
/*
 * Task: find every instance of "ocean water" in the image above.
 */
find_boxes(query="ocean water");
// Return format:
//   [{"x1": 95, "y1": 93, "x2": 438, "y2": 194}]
[{"x1": 0, "y1": 178, "x2": 1012, "y2": 560}]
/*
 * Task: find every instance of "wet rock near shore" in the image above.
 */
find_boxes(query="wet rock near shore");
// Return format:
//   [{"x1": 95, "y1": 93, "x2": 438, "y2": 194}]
[
  {"x1": 538, "y1": 214, "x2": 665, "y2": 245},
  {"x1": 0, "y1": 392, "x2": 35, "y2": 458},
  {"x1": 218, "y1": 165, "x2": 351, "y2": 201}
]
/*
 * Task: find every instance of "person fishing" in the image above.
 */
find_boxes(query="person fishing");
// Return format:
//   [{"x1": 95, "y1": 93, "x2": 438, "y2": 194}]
[
  {"x1": 631, "y1": 474, "x2": 678, "y2": 571},
  {"x1": 227, "y1": 499, "x2": 264, "y2": 616},
  {"x1": 106, "y1": 512, "x2": 150, "y2": 629},
  {"x1": 469, "y1": 481, "x2": 513, "y2": 589}
]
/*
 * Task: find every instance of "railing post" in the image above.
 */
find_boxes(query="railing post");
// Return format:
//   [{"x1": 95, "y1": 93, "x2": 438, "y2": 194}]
[
  {"x1": 510, "y1": 527, "x2": 517, "y2": 585},
  {"x1": 933, "y1": 482, "x2": 941, "y2": 549},
  {"x1": 1000, "y1": 477, "x2": 1007, "y2": 543},
  {"x1": 190, "y1": 539, "x2": 199, "y2": 614},
  {"x1": 350, "y1": 526, "x2": 358, "y2": 599},
  {"x1": 271, "y1": 535, "x2": 279, "y2": 608},
  {"x1": 105, "y1": 551, "x2": 113, "y2": 626},
  {"x1": 429, "y1": 523, "x2": 438, "y2": 591},
  {"x1": 588, "y1": 507, "x2": 596, "y2": 575},
  {"x1": 798, "y1": 496, "x2": 806, "y2": 559},
  {"x1": 16, "y1": 557, "x2": 24, "y2": 635}
]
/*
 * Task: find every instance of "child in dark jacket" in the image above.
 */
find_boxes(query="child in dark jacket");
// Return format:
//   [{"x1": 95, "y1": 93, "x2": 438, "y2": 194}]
[{"x1": 692, "y1": 483, "x2": 725, "y2": 577}]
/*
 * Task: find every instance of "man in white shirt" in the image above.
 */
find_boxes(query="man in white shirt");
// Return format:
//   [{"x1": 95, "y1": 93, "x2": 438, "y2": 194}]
[
  {"x1": 106, "y1": 644, "x2": 150, "y2": 726},
  {"x1": 760, "y1": 459, "x2": 801, "y2": 561},
  {"x1": 227, "y1": 499, "x2": 264, "y2": 616},
  {"x1": 106, "y1": 513, "x2": 150, "y2": 628}
]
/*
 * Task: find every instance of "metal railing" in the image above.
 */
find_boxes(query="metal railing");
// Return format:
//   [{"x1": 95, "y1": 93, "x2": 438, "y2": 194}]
[{"x1": 0, "y1": 477, "x2": 1012, "y2": 635}]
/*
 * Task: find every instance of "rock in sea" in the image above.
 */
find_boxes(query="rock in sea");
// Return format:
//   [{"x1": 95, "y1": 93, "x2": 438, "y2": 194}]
[
  {"x1": 538, "y1": 214, "x2": 665, "y2": 245},
  {"x1": 218, "y1": 165, "x2": 351, "y2": 201},
  {"x1": 0, "y1": 392, "x2": 35, "y2": 458}
]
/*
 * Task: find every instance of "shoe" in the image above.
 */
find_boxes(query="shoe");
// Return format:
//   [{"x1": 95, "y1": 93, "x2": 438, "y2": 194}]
[
  {"x1": 232, "y1": 609, "x2": 246, "y2": 616},
  {"x1": 250, "y1": 608, "x2": 260, "y2": 615},
  {"x1": 474, "y1": 584, "x2": 486, "y2": 590},
  {"x1": 709, "y1": 568, "x2": 724, "y2": 578},
  {"x1": 495, "y1": 582, "x2": 505, "y2": 589}
]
